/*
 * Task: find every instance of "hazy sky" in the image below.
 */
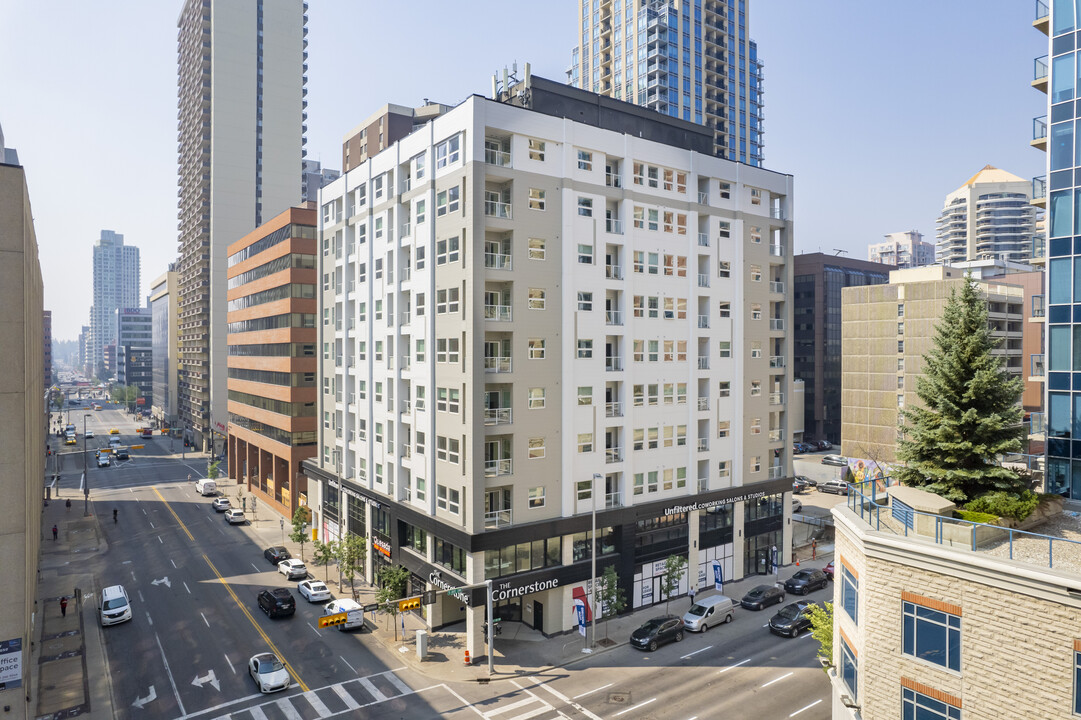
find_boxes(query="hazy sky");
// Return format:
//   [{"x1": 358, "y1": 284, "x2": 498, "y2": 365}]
[{"x1": 1, "y1": 1, "x2": 1047, "y2": 340}]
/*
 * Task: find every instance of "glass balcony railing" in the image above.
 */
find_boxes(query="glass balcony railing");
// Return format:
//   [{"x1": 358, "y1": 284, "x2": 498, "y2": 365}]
[
  {"x1": 484, "y1": 459, "x2": 513, "y2": 477},
  {"x1": 484, "y1": 304, "x2": 512, "y2": 321},
  {"x1": 605, "y1": 401, "x2": 623, "y2": 418},
  {"x1": 606, "y1": 447, "x2": 623, "y2": 463},
  {"x1": 769, "y1": 243, "x2": 785, "y2": 257},
  {"x1": 698, "y1": 273, "x2": 710, "y2": 288},
  {"x1": 1033, "y1": 175, "x2": 1047, "y2": 201},
  {"x1": 1036, "y1": 0, "x2": 1049, "y2": 22},
  {"x1": 770, "y1": 355, "x2": 786, "y2": 369},
  {"x1": 1030, "y1": 354, "x2": 1045, "y2": 377},
  {"x1": 605, "y1": 491, "x2": 623, "y2": 508},
  {"x1": 484, "y1": 253, "x2": 512, "y2": 270},
  {"x1": 484, "y1": 201, "x2": 512, "y2": 219},
  {"x1": 484, "y1": 509, "x2": 512, "y2": 528},
  {"x1": 769, "y1": 392, "x2": 785, "y2": 405},
  {"x1": 770, "y1": 280, "x2": 785, "y2": 294},
  {"x1": 768, "y1": 465, "x2": 785, "y2": 480},
  {"x1": 483, "y1": 407, "x2": 513, "y2": 425},
  {"x1": 605, "y1": 356, "x2": 624, "y2": 372},
  {"x1": 484, "y1": 148, "x2": 511, "y2": 166},
  {"x1": 605, "y1": 264, "x2": 623, "y2": 280},
  {"x1": 698, "y1": 232, "x2": 710, "y2": 247},
  {"x1": 606, "y1": 310, "x2": 624, "y2": 326},
  {"x1": 1033, "y1": 115, "x2": 1047, "y2": 144},
  {"x1": 770, "y1": 318, "x2": 785, "y2": 331},
  {"x1": 484, "y1": 356, "x2": 512, "y2": 373},
  {"x1": 606, "y1": 219, "x2": 624, "y2": 234},
  {"x1": 698, "y1": 355, "x2": 710, "y2": 370},
  {"x1": 1034, "y1": 55, "x2": 1048, "y2": 84}
]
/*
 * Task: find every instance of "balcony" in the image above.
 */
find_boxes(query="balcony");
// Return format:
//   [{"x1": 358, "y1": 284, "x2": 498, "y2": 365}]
[
  {"x1": 485, "y1": 148, "x2": 511, "y2": 166},
  {"x1": 697, "y1": 438, "x2": 709, "y2": 452},
  {"x1": 484, "y1": 201, "x2": 512, "y2": 219},
  {"x1": 1033, "y1": 55, "x2": 1048, "y2": 92},
  {"x1": 606, "y1": 446, "x2": 624, "y2": 463},
  {"x1": 605, "y1": 401, "x2": 624, "y2": 418},
  {"x1": 769, "y1": 243, "x2": 785, "y2": 257},
  {"x1": 484, "y1": 304, "x2": 513, "y2": 321},
  {"x1": 484, "y1": 253, "x2": 512, "y2": 270},
  {"x1": 768, "y1": 428, "x2": 784, "y2": 443},
  {"x1": 605, "y1": 491, "x2": 623, "y2": 509},
  {"x1": 770, "y1": 207, "x2": 785, "y2": 221},
  {"x1": 605, "y1": 172, "x2": 622, "y2": 188},
  {"x1": 1035, "y1": 0, "x2": 1049, "y2": 33},
  {"x1": 1032, "y1": 115, "x2": 1048, "y2": 151},
  {"x1": 606, "y1": 219, "x2": 624, "y2": 234},
  {"x1": 605, "y1": 356, "x2": 624, "y2": 372},
  {"x1": 399, "y1": 222, "x2": 411, "y2": 238},
  {"x1": 697, "y1": 232, "x2": 710, "y2": 247},
  {"x1": 1032, "y1": 176, "x2": 1046, "y2": 208},
  {"x1": 769, "y1": 392, "x2": 785, "y2": 406},
  {"x1": 697, "y1": 397, "x2": 709, "y2": 411},
  {"x1": 769, "y1": 318, "x2": 785, "y2": 331},
  {"x1": 400, "y1": 268, "x2": 411, "y2": 283},
  {"x1": 770, "y1": 280, "x2": 785, "y2": 294},
  {"x1": 698, "y1": 273, "x2": 710, "y2": 288},
  {"x1": 484, "y1": 509, "x2": 513, "y2": 529},
  {"x1": 768, "y1": 465, "x2": 785, "y2": 480},
  {"x1": 1031, "y1": 236, "x2": 1046, "y2": 265},
  {"x1": 698, "y1": 191, "x2": 708, "y2": 204},
  {"x1": 698, "y1": 355, "x2": 710, "y2": 370},
  {"x1": 770, "y1": 355, "x2": 786, "y2": 369},
  {"x1": 400, "y1": 311, "x2": 411, "y2": 326},
  {"x1": 698, "y1": 314, "x2": 710, "y2": 329},
  {"x1": 606, "y1": 264, "x2": 624, "y2": 280},
  {"x1": 606, "y1": 310, "x2": 624, "y2": 326},
  {"x1": 483, "y1": 407, "x2": 513, "y2": 425},
  {"x1": 399, "y1": 178, "x2": 411, "y2": 194},
  {"x1": 484, "y1": 356, "x2": 512, "y2": 373},
  {"x1": 484, "y1": 458, "x2": 513, "y2": 477},
  {"x1": 1030, "y1": 354, "x2": 1045, "y2": 379}
]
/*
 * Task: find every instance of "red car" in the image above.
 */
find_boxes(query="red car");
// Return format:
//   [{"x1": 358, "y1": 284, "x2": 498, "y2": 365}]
[{"x1": 823, "y1": 562, "x2": 835, "y2": 581}]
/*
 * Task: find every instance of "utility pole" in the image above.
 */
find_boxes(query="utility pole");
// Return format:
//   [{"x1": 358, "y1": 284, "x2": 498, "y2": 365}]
[{"x1": 82, "y1": 413, "x2": 91, "y2": 516}]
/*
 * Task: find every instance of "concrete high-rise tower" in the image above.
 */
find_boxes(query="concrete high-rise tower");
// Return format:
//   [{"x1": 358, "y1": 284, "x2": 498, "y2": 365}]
[
  {"x1": 569, "y1": 0, "x2": 764, "y2": 166},
  {"x1": 176, "y1": 0, "x2": 307, "y2": 451},
  {"x1": 90, "y1": 230, "x2": 140, "y2": 378},
  {"x1": 935, "y1": 165, "x2": 1037, "y2": 265}
]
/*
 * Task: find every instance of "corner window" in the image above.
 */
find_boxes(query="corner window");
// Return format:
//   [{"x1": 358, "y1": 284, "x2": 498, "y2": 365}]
[
  {"x1": 902, "y1": 600, "x2": 960, "y2": 672},
  {"x1": 840, "y1": 637, "x2": 858, "y2": 702},
  {"x1": 841, "y1": 564, "x2": 858, "y2": 625},
  {"x1": 435, "y1": 134, "x2": 460, "y2": 169}
]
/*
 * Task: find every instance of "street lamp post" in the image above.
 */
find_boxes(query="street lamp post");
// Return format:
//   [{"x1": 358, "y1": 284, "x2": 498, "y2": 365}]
[{"x1": 82, "y1": 413, "x2": 92, "y2": 516}]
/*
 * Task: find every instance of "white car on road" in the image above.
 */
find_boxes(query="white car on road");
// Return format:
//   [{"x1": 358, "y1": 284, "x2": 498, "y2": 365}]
[
  {"x1": 249, "y1": 653, "x2": 289, "y2": 694},
  {"x1": 224, "y1": 509, "x2": 246, "y2": 524},
  {"x1": 278, "y1": 559, "x2": 308, "y2": 580},
  {"x1": 297, "y1": 579, "x2": 331, "y2": 603}
]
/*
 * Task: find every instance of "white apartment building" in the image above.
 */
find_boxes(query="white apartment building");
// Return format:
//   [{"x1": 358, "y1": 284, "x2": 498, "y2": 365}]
[
  {"x1": 936, "y1": 165, "x2": 1037, "y2": 265},
  {"x1": 306, "y1": 76, "x2": 794, "y2": 651},
  {"x1": 868, "y1": 230, "x2": 935, "y2": 268}
]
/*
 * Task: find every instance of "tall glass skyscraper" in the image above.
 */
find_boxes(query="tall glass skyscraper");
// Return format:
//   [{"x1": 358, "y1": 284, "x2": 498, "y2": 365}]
[{"x1": 569, "y1": 0, "x2": 764, "y2": 166}]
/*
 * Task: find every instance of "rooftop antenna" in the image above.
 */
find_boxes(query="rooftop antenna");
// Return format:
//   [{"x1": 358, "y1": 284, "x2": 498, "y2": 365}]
[{"x1": 833, "y1": 248, "x2": 848, "y2": 256}]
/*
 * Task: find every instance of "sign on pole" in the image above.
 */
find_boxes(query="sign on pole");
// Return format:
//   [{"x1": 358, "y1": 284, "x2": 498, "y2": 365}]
[
  {"x1": 712, "y1": 560, "x2": 724, "y2": 591},
  {"x1": 573, "y1": 598, "x2": 587, "y2": 637}
]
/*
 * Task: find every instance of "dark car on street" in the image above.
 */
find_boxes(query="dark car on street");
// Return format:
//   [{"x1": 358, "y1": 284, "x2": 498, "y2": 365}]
[
  {"x1": 264, "y1": 546, "x2": 291, "y2": 565},
  {"x1": 823, "y1": 562, "x2": 835, "y2": 581},
  {"x1": 769, "y1": 601, "x2": 815, "y2": 638},
  {"x1": 257, "y1": 588, "x2": 295, "y2": 618},
  {"x1": 816, "y1": 440, "x2": 832, "y2": 451},
  {"x1": 793, "y1": 477, "x2": 812, "y2": 494},
  {"x1": 784, "y1": 568, "x2": 829, "y2": 595},
  {"x1": 629, "y1": 615, "x2": 685, "y2": 651},
  {"x1": 740, "y1": 584, "x2": 786, "y2": 610}
]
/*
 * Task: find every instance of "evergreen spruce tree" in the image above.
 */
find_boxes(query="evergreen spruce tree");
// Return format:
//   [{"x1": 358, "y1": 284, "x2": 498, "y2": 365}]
[{"x1": 895, "y1": 275, "x2": 1025, "y2": 503}]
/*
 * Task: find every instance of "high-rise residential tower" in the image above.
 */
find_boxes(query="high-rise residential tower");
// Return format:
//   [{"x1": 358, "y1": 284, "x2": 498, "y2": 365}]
[
  {"x1": 569, "y1": 0, "x2": 764, "y2": 166},
  {"x1": 935, "y1": 165, "x2": 1037, "y2": 266},
  {"x1": 867, "y1": 230, "x2": 935, "y2": 268},
  {"x1": 90, "y1": 230, "x2": 140, "y2": 379},
  {"x1": 176, "y1": 0, "x2": 307, "y2": 452}
]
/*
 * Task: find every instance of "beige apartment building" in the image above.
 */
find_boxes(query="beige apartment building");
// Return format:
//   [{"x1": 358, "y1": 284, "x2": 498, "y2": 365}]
[
  {"x1": 841, "y1": 266, "x2": 1023, "y2": 463},
  {"x1": 830, "y1": 485, "x2": 1081, "y2": 719},
  {"x1": 0, "y1": 132, "x2": 46, "y2": 718}
]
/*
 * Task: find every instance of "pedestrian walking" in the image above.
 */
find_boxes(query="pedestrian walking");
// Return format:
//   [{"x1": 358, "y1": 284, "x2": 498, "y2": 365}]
[
  {"x1": 60, "y1": 596, "x2": 68, "y2": 617},
  {"x1": 52, "y1": 524, "x2": 58, "y2": 540},
  {"x1": 689, "y1": 585, "x2": 697, "y2": 607},
  {"x1": 812, "y1": 538, "x2": 818, "y2": 561}
]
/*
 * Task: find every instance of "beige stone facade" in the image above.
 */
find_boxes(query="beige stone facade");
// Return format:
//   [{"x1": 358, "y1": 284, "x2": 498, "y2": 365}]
[
  {"x1": 841, "y1": 266, "x2": 1024, "y2": 463},
  {"x1": 831, "y1": 501, "x2": 1081, "y2": 719}
]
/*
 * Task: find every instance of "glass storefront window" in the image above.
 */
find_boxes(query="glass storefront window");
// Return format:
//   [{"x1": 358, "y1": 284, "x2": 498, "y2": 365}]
[
  {"x1": 372, "y1": 507, "x2": 391, "y2": 538},
  {"x1": 744, "y1": 493, "x2": 783, "y2": 521},
  {"x1": 484, "y1": 538, "x2": 562, "y2": 579},
  {"x1": 571, "y1": 527, "x2": 617, "y2": 562},
  {"x1": 323, "y1": 481, "x2": 339, "y2": 522},
  {"x1": 433, "y1": 538, "x2": 466, "y2": 576},
  {"x1": 346, "y1": 495, "x2": 365, "y2": 537},
  {"x1": 402, "y1": 523, "x2": 427, "y2": 555}
]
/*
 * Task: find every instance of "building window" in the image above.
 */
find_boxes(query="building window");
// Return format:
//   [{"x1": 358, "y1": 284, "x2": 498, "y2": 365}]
[
  {"x1": 750, "y1": 264, "x2": 762, "y2": 282},
  {"x1": 436, "y1": 236, "x2": 459, "y2": 264},
  {"x1": 436, "y1": 338, "x2": 459, "y2": 363},
  {"x1": 436, "y1": 186, "x2": 460, "y2": 216},
  {"x1": 529, "y1": 487, "x2": 546, "y2": 508},
  {"x1": 840, "y1": 637, "x2": 858, "y2": 702},
  {"x1": 436, "y1": 484, "x2": 460, "y2": 514},
  {"x1": 717, "y1": 421, "x2": 730, "y2": 438},
  {"x1": 901, "y1": 689, "x2": 960, "y2": 720},
  {"x1": 528, "y1": 188, "x2": 546, "y2": 210},
  {"x1": 577, "y1": 339, "x2": 593, "y2": 358},
  {"x1": 436, "y1": 436, "x2": 460, "y2": 464},
  {"x1": 719, "y1": 302, "x2": 731, "y2": 318},
  {"x1": 1074, "y1": 650, "x2": 1081, "y2": 714},
  {"x1": 528, "y1": 288, "x2": 546, "y2": 309},
  {"x1": 902, "y1": 600, "x2": 960, "y2": 672},
  {"x1": 436, "y1": 288, "x2": 460, "y2": 314},
  {"x1": 719, "y1": 341, "x2": 731, "y2": 358},
  {"x1": 577, "y1": 433, "x2": 593, "y2": 453},
  {"x1": 578, "y1": 197, "x2": 593, "y2": 217},
  {"x1": 528, "y1": 138, "x2": 546, "y2": 161},
  {"x1": 436, "y1": 387, "x2": 460, "y2": 414},
  {"x1": 528, "y1": 338, "x2": 546, "y2": 359},
  {"x1": 577, "y1": 386, "x2": 592, "y2": 405},
  {"x1": 528, "y1": 237, "x2": 546, "y2": 260},
  {"x1": 577, "y1": 149, "x2": 592, "y2": 170},
  {"x1": 528, "y1": 388, "x2": 545, "y2": 409},
  {"x1": 718, "y1": 260, "x2": 731, "y2": 278},
  {"x1": 718, "y1": 460, "x2": 730, "y2": 477},
  {"x1": 578, "y1": 243, "x2": 593, "y2": 263},
  {"x1": 841, "y1": 564, "x2": 858, "y2": 625},
  {"x1": 528, "y1": 437, "x2": 545, "y2": 459},
  {"x1": 751, "y1": 303, "x2": 762, "y2": 320},
  {"x1": 578, "y1": 291, "x2": 593, "y2": 311},
  {"x1": 750, "y1": 456, "x2": 761, "y2": 473},
  {"x1": 435, "y1": 134, "x2": 460, "y2": 168}
]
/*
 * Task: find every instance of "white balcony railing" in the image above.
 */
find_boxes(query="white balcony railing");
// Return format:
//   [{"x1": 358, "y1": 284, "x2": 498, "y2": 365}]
[
  {"x1": 401, "y1": 400, "x2": 412, "y2": 414},
  {"x1": 606, "y1": 264, "x2": 623, "y2": 280},
  {"x1": 770, "y1": 318, "x2": 785, "y2": 331},
  {"x1": 605, "y1": 172, "x2": 622, "y2": 188},
  {"x1": 484, "y1": 508, "x2": 513, "y2": 528},
  {"x1": 769, "y1": 243, "x2": 785, "y2": 257},
  {"x1": 484, "y1": 356, "x2": 512, "y2": 373},
  {"x1": 483, "y1": 407, "x2": 513, "y2": 425},
  {"x1": 400, "y1": 268, "x2": 411, "y2": 283},
  {"x1": 606, "y1": 219, "x2": 624, "y2": 234},
  {"x1": 606, "y1": 356, "x2": 624, "y2": 372},
  {"x1": 698, "y1": 191, "x2": 708, "y2": 204},
  {"x1": 697, "y1": 438, "x2": 709, "y2": 452},
  {"x1": 770, "y1": 280, "x2": 785, "y2": 294},
  {"x1": 697, "y1": 397, "x2": 709, "y2": 411},
  {"x1": 606, "y1": 446, "x2": 624, "y2": 463},
  {"x1": 484, "y1": 458, "x2": 513, "y2": 477},
  {"x1": 605, "y1": 491, "x2": 623, "y2": 508},
  {"x1": 770, "y1": 355, "x2": 786, "y2": 369},
  {"x1": 606, "y1": 310, "x2": 624, "y2": 326},
  {"x1": 605, "y1": 401, "x2": 623, "y2": 417},
  {"x1": 484, "y1": 253, "x2": 512, "y2": 270},
  {"x1": 485, "y1": 149, "x2": 511, "y2": 166},
  {"x1": 400, "y1": 311, "x2": 411, "y2": 325},
  {"x1": 698, "y1": 273, "x2": 710, "y2": 288},
  {"x1": 484, "y1": 304, "x2": 513, "y2": 321},
  {"x1": 698, "y1": 233, "x2": 710, "y2": 247},
  {"x1": 768, "y1": 465, "x2": 785, "y2": 480},
  {"x1": 399, "y1": 222, "x2": 411, "y2": 238},
  {"x1": 698, "y1": 315, "x2": 710, "y2": 329},
  {"x1": 484, "y1": 201, "x2": 512, "y2": 219},
  {"x1": 769, "y1": 392, "x2": 785, "y2": 405},
  {"x1": 768, "y1": 429, "x2": 784, "y2": 443},
  {"x1": 698, "y1": 356, "x2": 709, "y2": 370}
]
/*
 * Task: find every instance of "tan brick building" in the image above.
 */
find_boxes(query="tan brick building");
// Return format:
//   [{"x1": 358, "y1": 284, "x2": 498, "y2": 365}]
[
  {"x1": 841, "y1": 266, "x2": 1024, "y2": 463},
  {"x1": 830, "y1": 488, "x2": 1081, "y2": 719}
]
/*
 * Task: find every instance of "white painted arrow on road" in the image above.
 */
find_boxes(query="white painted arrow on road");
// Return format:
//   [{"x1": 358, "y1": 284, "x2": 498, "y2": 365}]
[
  {"x1": 151, "y1": 577, "x2": 171, "y2": 588},
  {"x1": 191, "y1": 669, "x2": 220, "y2": 691},
  {"x1": 132, "y1": 685, "x2": 156, "y2": 709}
]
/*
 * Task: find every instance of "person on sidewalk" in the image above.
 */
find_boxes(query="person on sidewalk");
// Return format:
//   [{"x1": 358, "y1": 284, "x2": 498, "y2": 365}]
[
  {"x1": 52, "y1": 524, "x2": 58, "y2": 540},
  {"x1": 689, "y1": 586, "x2": 696, "y2": 607},
  {"x1": 60, "y1": 596, "x2": 68, "y2": 617}
]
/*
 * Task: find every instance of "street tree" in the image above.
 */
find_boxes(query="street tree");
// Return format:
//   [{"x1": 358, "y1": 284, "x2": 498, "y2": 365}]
[
  {"x1": 597, "y1": 564, "x2": 627, "y2": 641},
  {"x1": 374, "y1": 564, "x2": 411, "y2": 641},
  {"x1": 806, "y1": 601, "x2": 834, "y2": 667},
  {"x1": 207, "y1": 460, "x2": 220, "y2": 480},
  {"x1": 335, "y1": 533, "x2": 366, "y2": 599},
  {"x1": 288, "y1": 506, "x2": 311, "y2": 560},
  {"x1": 312, "y1": 540, "x2": 337, "y2": 582},
  {"x1": 660, "y1": 554, "x2": 688, "y2": 615},
  {"x1": 896, "y1": 275, "x2": 1026, "y2": 503}
]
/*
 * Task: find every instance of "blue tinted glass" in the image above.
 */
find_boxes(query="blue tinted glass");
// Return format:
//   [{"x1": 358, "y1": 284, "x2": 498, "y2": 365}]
[
  {"x1": 1051, "y1": 258, "x2": 1073, "y2": 302},
  {"x1": 1076, "y1": 652, "x2": 1081, "y2": 713},
  {"x1": 1076, "y1": 189, "x2": 1081, "y2": 233},
  {"x1": 1053, "y1": 122, "x2": 1075, "y2": 170},
  {"x1": 1054, "y1": 53, "x2": 1076, "y2": 103},
  {"x1": 1052, "y1": 325, "x2": 1071, "y2": 370},
  {"x1": 1051, "y1": 392, "x2": 1072, "y2": 437},
  {"x1": 1056, "y1": 0, "x2": 1076, "y2": 35},
  {"x1": 1052, "y1": 190, "x2": 1074, "y2": 237},
  {"x1": 841, "y1": 642, "x2": 858, "y2": 700},
  {"x1": 1074, "y1": 326, "x2": 1081, "y2": 370}
]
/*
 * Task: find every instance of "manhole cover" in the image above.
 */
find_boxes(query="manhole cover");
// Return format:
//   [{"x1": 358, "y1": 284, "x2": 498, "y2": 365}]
[{"x1": 608, "y1": 692, "x2": 630, "y2": 705}]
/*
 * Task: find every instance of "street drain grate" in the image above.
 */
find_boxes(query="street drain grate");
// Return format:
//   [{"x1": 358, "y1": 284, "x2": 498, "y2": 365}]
[{"x1": 608, "y1": 691, "x2": 631, "y2": 705}]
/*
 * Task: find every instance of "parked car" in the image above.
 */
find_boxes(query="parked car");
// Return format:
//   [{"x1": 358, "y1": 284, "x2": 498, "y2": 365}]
[
  {"x1": 822, "y1": 454, "x2": 848, "y2": 467},
  {"x1": 798, "y1": 475, "x2": 818, "y2": 488},
  {"x1": 264, "y1": 546, "x2": 291, "y2": 565},
  {"x1": 740, "y1": 584, "x2": 786, "y2": 610},
  {"x1": 819, "y1": 479, "x2": 850, "y2": 495},
  {"x1": 278, "y1": 559, "x2": 308, "y2": 580},
  {"x1": 257, "y1": 588, "x2": 295, "y2": 618},
  {"x1": 823, "y1": 562, "x2": 835, "y2": 581},
  {"x1": 784, "y1": 568, "x2": 829, "y2": 595},
  {"x1": 769, "y1": 601, "x2": 815, "y2": 638},
  {"x1": 99, "y1": 584, "x2": 133, "y2": 627},
  {"x1": 225, "y1": 509, "x2": 246, "y2": 524},
  {"x1": 791, "y1": 444, "x2": 805, "y2": 455},
  {"x1": 630, "y1": 615, "x2": 685, "y2": 651},
  {"x1": 792, "y1": 477, "x2": 812, "y2": 494},
  {"x1": 815, "y1": 440, "x2": 832, "y2": 451},
  {"x1": 298, "y1": 580, "x2": 331, "y2": 603},
  {"x1": 212, "y1": 497, "x2": 231, "y2": 512},
  {"x1": 249, "y1": 653, "x2": 290, "y2": 693},
  {"x1": 96, "y1": 454, "x2": 111, "y2": 468},
  {"x1": 791, "y1": 498, "x2": 803, "y2": 514},
  {"x1": 681, "y1": 594, "x2": 734, "y2": 632}
]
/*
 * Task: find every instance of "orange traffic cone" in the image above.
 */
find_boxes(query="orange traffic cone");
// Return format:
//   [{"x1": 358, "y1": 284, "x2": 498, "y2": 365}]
[
  {"x1": 464, "y1": 650, "x2": 471, "y2": 666},
  {"x1": 796, "y1": 557, "x2": 800, "y2": 566}
]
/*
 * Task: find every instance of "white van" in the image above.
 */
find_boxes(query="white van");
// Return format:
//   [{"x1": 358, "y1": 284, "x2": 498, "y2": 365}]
[
  {"x1": 323, "y1": 599, "x2": 365, "y2": 631},
  {"x1": 100, "y1": 585, "x2": 132, "y2": 626},
  {"x1": 682, "y1": 593, "x2": 735, "y2": 632},
  {"x1": 195, "y1": 479, "x2": 217, "y2": 496}
]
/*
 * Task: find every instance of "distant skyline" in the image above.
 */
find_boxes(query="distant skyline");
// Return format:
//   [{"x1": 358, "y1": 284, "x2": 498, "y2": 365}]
[{"x1": 0, "y1": 1, "x2": 1046, "y2": 339}]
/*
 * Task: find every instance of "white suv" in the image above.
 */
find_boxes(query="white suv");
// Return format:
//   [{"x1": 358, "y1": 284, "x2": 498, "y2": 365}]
[
  {"x1": 278, "y1": 559, "x2": 308, "y2": 580},
  {"x1": 100, "y1": 585, "x2": 132, "y2": 626}
]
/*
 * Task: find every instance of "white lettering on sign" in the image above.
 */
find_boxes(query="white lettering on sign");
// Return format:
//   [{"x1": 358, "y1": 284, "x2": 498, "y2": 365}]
[
  {"x1": 491, "y1": 578, "x2": 559, "y2": 601},
  {"x1": 428, "y1": 572, "x2": 469, "y2": 604},
  {"x1": 663, "y1": 489, "x2": 771, "y2": 517},
  {"x1": 372, "y1": 537, "x2": 391, "y2": 557}
]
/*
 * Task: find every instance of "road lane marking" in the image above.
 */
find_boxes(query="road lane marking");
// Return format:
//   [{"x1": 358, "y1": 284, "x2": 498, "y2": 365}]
[
  {"x1": 441, "y1": 683, "x2": 486, "y2": 718},
  {"x1": 384, "y1": 671, "x2": 412, "y2": 696},
  {"x1": 275, "y1": 698, "x2": 302, "y2": 719},
  {"x1": 154, "y1": 631, "x2": 185, "y2": 716},
  {"x1": 158, "y1": 536, "x2": 163, "y2": 544},
  {"x1": 170, "y1": 558, "x2": 177, "y2": 569},
  {"x1": 183, "y1": 581, "x2": 191, "y2": 594},
  {"x1": 486, "y1": 697, "x2": 537, "y2": 716},
  {"x1": 308, "y1": 622, "x2": 320, "y2": 637},
  {"x1": 615, "y1": 697, "x2": 656, "y2": 717},
  {"x1": 358, "y1": 676, "x2": 386, "y2": 701},
  {"x1": 152, "y1": 486, "x2": 194, "y2": 541},
  {"x1": 789, "y1": 699, "x2": 823, "y2": 716},
  {"x1": 251, "y1": 562, "x2": 261, "y2": 572},
  {"x1": 339, "y1": 655, "x2": 355, "y2": 673},
  {"x1": 718, "y1": 658, "x2": 751, "y2": 673},
  {"x1": 303, "y1": 690, "x2": 332, "y2": 717},
  {"x1": 142, "y1": 508, "x2": 147, "y2": 515},
  {"x1": 200, "y1": 612, "x2": 210, "y2": 627},
  {"x1": 202, "y1": 554, "x2": 309, "y2": 693},
  {"x1": 679, "y1": 645, "x2": 713, "y2": 659},
  {"x1": 762, "y1": 671, "x2": 794, "y2": 688},
  {"x1": 248, "y1": 705, "x2": 270, "y2": 720},
  {"x1": 531, "y1": 679, "x2": 604, "y2": 720},
  {"x1": 224, "y1": 653, "x2": 234, "y2": 674},
  {"x1": 145, "y1": 612, "x2": 153, "y2": 626},
  {"x1": 149, "y1": 521, "x2": 155, "y2": 529},
  {"x1": 573, "y1": 683, "x2": 613, "y2": 699},
  {"x1": 332, "y1": 683, "x2": 360, "y2": 710},
  {"x1": 137, "y1": 591, "x2": 145, "y2": 603}
]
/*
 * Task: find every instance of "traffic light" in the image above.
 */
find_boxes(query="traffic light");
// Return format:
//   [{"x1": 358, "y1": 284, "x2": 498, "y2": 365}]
[
  {"x1": 319, "y1": 612, "x2": 348, "y2": 628},
  {"x1": 398, "y1": 596, "x2": 421, "y2": 612}
]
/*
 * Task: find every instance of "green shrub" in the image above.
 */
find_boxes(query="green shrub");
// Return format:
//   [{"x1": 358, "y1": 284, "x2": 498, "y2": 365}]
[
  {"x1": 964, "y1": 490, "x2": 1040, "y2": 522},
  {"x1": 954, "y1": 509, "x2": 999, "y2": 525}
]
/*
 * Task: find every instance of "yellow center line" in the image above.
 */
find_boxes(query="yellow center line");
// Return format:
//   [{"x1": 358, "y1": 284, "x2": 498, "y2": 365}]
[
  {"x1": 202, "y1": 554, "x2": 309, "y2": 693},
  {"x1": 152, "y1": 486, "x2": 194, "y2": 542}
]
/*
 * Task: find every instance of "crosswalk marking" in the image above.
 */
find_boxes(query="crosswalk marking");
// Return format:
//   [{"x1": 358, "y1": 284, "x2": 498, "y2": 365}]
[
  {"x1": 331, "y1": 684, "x2": 360, "y2": 711},
  {"x1": 484, "y1": 697, "x2": 539, "y2": 717},
  {"x1": 247, "y1": 705, "x2": 269, "y2": 720},
  {"x1": 357, "y1": 676, "x2": 386, "y2": 702},
  {"x1": 275, "y1": 697, "x2": 303, "y2": 720},
  {"x1": 383, "y1": 670, "x2": 413, "y2": 696},
  {"x1": 303, "y1": 690, "x2": 332, "y2": 717}
]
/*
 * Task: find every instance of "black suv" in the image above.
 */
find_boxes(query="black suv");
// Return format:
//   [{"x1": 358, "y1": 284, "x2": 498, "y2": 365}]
[
  {"x1": 784, "y1": 568, "x2": 829, "y2": 595},
  {"x1": 630, "y1": 615, "x2": 684, "y2": 651},
  {"x1": 740, "y1": 584, "x2": 786, "y2": 610},
  {"x1": 115, "y1": 448, "x2": 130, "y2": 461},
  {"x1": 257, "y1": 588, "x2": 295, "y2": 618},
  {"x1": 264, "y1": 546, "x2": 291, "y2": 565},
  {"x1": 769, "y1": 601, "x2": 815, "y2": 638}
]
